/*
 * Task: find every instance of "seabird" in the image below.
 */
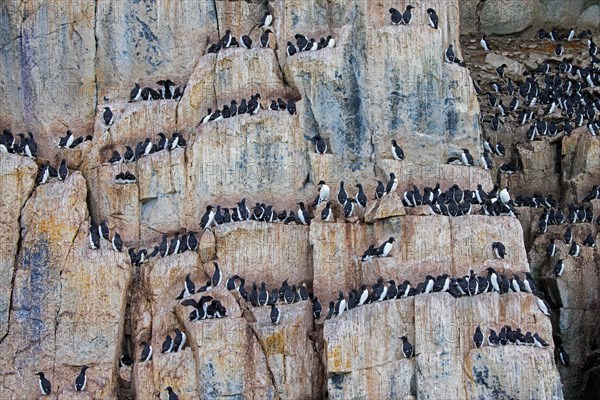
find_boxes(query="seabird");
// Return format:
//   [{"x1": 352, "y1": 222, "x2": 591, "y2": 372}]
[
  {"x1": 287, "y1": 41, "x2": 297, "y2": 57},
  {"x1": 162, "y1": 335, "x2": 174, "y2": 353},
  {"x1": 492, "y1": 242, "x2": 506, "y2": 259},
  {"x1": 312, "y1": 297, "x2": 322, "y2": 318},
  {"x1": 461, "y1": 148, "x2": 474, "y2": 166},
  {"x1": 391, "y1": 140, "x2": 405, "y2": 160},
  {"x1": 426, "y1": 8, "x2": 438, "y2": 29},
  {"x1": 480, "y1": 36, "x2": 491, "y2": 51},
  {"x1": 36, "y1": 372, "x2": 52, "y2": 395},
  {"x1": 318, "y1": 180, "x2": 330, "y2": 203},
  {"x1": 200, "y1": 206, "x2": 216, "y2": 229},
  {"x1": 473, "y1": 326, "x2": 484, "y2": 348},
  {"x1": 385, "y1": 172, "x2": 398, "y2": 194},
  {"x1": 377, "y1": 237, "x2": 395, "y2": 257},
  {"x1": 389, "y1": 8, "x2": 402, "y2": 25},
  {"x1": 166, "y1": 387, "x2": 179, "y2": 400},
  {"x1": 103, "y1": 107, "x2": 114, "y2": 125},
  {"x1": 270, "y1": 304, "x2": 280, "y2": 324},
  {"x1": 57, "y1": 159, "x2": 69, "y2": 180},
  {"x1": 211, "y1": 262, "x2": 222, "y2": 287},
  {"x1": 129, "y1": 83, "x2": 142, "y2": 102},
  {"x1": 558, "y1": 345, "x2": 570, "y2": 366},
  {"x1": 355, "y1": 184, "x2": 368, "y2": 208},
  {"x1": 260, "y1": 11, "x2": 273, "y2": 28},
  {"x1": 140, "y1": 341, "x2": 153, "y2": 362},
  {"x1": 260, "y1": 30, "x2": 272, "y2": 48},
  {"x1": 568, "y1": 241, "x2": 580, "y2": 256},
  {"x1": 375, "y1": 181, "x2": 385, "y2": 199},
  {"x1": 241, "y1": 35, "x2": 252, "y2": 49},
  {"x1": 445, "y1": 45, "x2": 455, "y2": 63},
  {"x1": 334, "y1": 291, "x2": 346, "y2": 316},
  {"x1": 547, "y1": 238, "x2": 557, "y2": 257},
  {"x1": 321, "y1": 201, "x2": 333, "y2": 221},
  {"x1": 401, "y1": 5, "x2": 414, "y2": 24},
  {"x1": 337, "y1": 181, "x2": 348, "y2": 205},
  {"x1": 488, "y1": 329, "x2": 499, "y2": 346},
  {"x1": 401, "y1": 336, "x2": 413, "y2": 358},
  {"x1": 173, "y1": 328, "x2": 186, "y2": 352}
]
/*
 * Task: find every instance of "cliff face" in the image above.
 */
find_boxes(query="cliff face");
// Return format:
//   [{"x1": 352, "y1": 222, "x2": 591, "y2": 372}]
[{"x1": 0, "y1": 0, "x2": 597, "y2": 399}]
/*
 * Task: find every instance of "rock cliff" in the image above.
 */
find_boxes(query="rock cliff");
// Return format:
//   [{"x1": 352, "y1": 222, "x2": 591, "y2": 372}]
[{"x1": 0, "y1": 0, "x2": 598, "y2": 399}]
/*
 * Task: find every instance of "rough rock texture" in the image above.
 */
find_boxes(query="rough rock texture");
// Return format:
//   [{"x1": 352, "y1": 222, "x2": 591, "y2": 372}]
[
  {"x1": 1, "y1": 0, "x2": 591, "y2": 399},
  {"x1": 460, "y1": 0, "x2": 600, "y2": 35},
  {"x1": 0, "y1": 154, "x2": 37, "y2": 340},
  {"x1": 0, "y1": 172, "x2": 131, "y2": 399}
]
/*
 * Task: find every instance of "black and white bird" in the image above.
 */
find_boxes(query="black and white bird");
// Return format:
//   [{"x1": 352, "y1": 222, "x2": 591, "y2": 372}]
[
  {"x1": 129, "y1": 83, "x2": 142, "y2": 102},
  {"x1": 496, "y1": 63, "x2": 507, "y2": 77},
  {"x1": 297, "y1": 202, "x2": 310, "y2": 225},
  {"x1": 401, "y1": 336, "x2": 413, "y2": 358},
  {"x1": 318, "y1": 180, "x2": 330, "y2": 204},
  {"x1": 445, "y1": 45, "x2": 455, "y2": 63},
  {"x1": 173, "y1": 328, "x2": 186, "y2": 352},
  {"x1": 140, "y1": 341, "x2": 153, "y2": 362},
  {"x1": 391, "y1": 140, "x2": 405, "y2": 160},
  {"x1": 568, "y1": 241, "x2": 580, "y2": 257},
  {"x1": 488, "y1": 329, "x2": 500, "y2": 346},
  {"x1": 36, "y1": 372, "x2": 52, "y2": 395},
  {"x1": 473, "y1": 326, "x2": 484, "y2": 348},
  {"x1": 426, "y1": 8, "x2": 439, "y2": 29},
  {"x1": 385, "y1": 173, "x2": 398, "y2": 194},
  {"x1": 287, "y1": 41, "x2": 297, "y2": 57},
  {"x1": 461, "y1": 148, "x2": 474, "y2": 166},
  {"x1": 377, "y1": 237, "x2": 395, "y2": 257},
  {"x1": 200, "y1": 205, "x2": 216, "y2": 229},
  {"x1": 259, "y1": 12, "x2": 273, "y2": 28},
  {"x1": 355, "y1": 184, "x2": 368, "y2": 208},
  {"x1": 270, "y1": 304, "x2": 280, "y2": 324},
  {"x1": 401, "y1": 5, "x2": 414, "y2": 24},
  {"x1": 72, "y1": 366, "x2": 89, "y2": 392},
  {"x1": 375, "y1": 181, "x2": 385, "y2": 199},
  {"x1": 321, "y1": 201, "x2": 333, "y2": 221},
  {"x1": 334, "y1": 291, "x2": 347, "y2": 316},
  {"x1": 554, "y1": 259, "x2": 565, "y2": 277},
  {"x1": 103, "y1": 107, "x2": 114, "y2": 126},
  {"x1": 241, "y1": 35, "x2": 252, "y2": 49},
  {"x1": 162, "y1": 335, "x2": 174, "y2": 353},
  {"x1": 58, "y1": 159, "x2": 69, "y2": 180},
  {"x1": 166, "y1": 386, "x2": 179, "y2": 400},
  {"x1": 547, "y1": 238, "x2": 557, "y2": 257},
  {"x1": 260, "y1": 30, "x2": 272, "y2": 48},
  {"x1": 492, "y1": 242, "x2": 506, "y2": 259},
  {"x1": 337, "y1": 181, "x2": 348, "y2": 205},
  {"x1": 211, "y1": 262, "x2": 222, "y2": 287},
  {"x1": 558, "y1": 345, "x2": 570, "y2": 366},
  {"x1": 389, "y1": 7, "x2": 402, "y2": 25},
  {"x1": 480, "y1": 36, "x2": 491, "y2": 51}
]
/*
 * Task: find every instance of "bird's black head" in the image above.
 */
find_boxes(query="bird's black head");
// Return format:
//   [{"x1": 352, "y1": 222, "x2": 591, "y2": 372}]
[
  {"x1": 406, "y1": 5, "x2": 414, "y2": 9},
  {"x1": 166, "y1": 386, "x2": 173, "y2": 392},
  {"x1": 388, "y1": 237, "x2": 395, "y2": 242},
  {"x1": 36, "y1": 372, "x2": 45, "y2": 377},
  {"x1": 318, "y1": 180, "x2": 326, "y2": 185}
]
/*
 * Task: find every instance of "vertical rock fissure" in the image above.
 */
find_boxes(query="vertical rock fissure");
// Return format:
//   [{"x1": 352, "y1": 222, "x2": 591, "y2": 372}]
[
  {"x1": 0, "y1": 182, "x2": 37, "y2": 345},
  {"x1": 246, "y1": 322, "x2": 281, "y2": 400},
  {"x1": 93, "y1": 0, "x2": 100, "y2": 115}
]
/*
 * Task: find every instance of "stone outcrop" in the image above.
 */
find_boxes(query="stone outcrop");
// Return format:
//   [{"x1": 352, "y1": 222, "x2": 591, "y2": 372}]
[
  {"x1": 0, "y1": 170, "x2": 131, "y2": 399},
  {"x1": 4, "y1": 0, "x2": 598, "y2": 399}
]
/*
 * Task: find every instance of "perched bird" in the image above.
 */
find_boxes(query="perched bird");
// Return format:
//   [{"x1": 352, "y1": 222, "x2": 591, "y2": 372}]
[
  {"x1": 166, "y1": 386, "x2": 180, "y2": 400},
  {"x1": 103, "y1": 107, "x2": 114, "y2": 126},
  {"x1": 492, "y1": 242, "x2": 506, "y2": 259},
  {"x1": 426, "y1": 8, "x2": 439, "y2": 29},
  {"x1": 473, "y1": 326, "x2": 484, "y2": 348},
  {"x1": 558, "y1": 345, "x2": 570, "y2": 366},
  {"x1": 401, "y1": 336, "x2": 414, "y2": 358},
  {"x1": 391, "y1": 140, "x2": 405, "y2": 160},
  {"x1": 36, "y1": 372, "x2": 52, "y2": 395},
  {"x1": 389, "y1": 7, "x2": 402, "y2": 25},
  {"x1": 270, "y1": 304, "x2": 280, "y2": 324},
  {"x1": 140, "y1": 341, "x2": 153, "y2": 362},
  {"x1": 259, "y1": 11, "x2": 273, "y2": 28},
  {"x1": 211, "y1": 262, "x2": 222, "y2": 287},
  {"x1": 480, "y1": 35, "x2": 491, "y2": 51}
]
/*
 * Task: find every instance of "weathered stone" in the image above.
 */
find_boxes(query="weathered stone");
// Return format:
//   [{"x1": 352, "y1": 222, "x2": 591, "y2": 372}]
[
  {"x1": 0, "y1": 0, "x2": 96, "y2": 159},
  {"x1": 561, "y1": 130, "x2": 600, "y2": 204},
  {"x1": 95, "y1": 0, "x2": 217, "y2": 104},
  {"x1": 215, "y1": 221, "x2": 312, "y2": 291},
  {"x1": 364, "y1": 192, "x2": 406, "y2": 223},
  {"x1": 251, "y1": 301, "x2": 323, "y2": 399},
  {"x1": 0, "y1": 172, "x2": 131, "y2": 399},
  {"x1": 485, "y1": 52, "x2": 527, "y2": 76},
  {"x1": 0, "y1": 154, "x2": 37, "y2": 339},
  {"x1": 480, "y1": 0, "x2": 535, "y2": 35}
]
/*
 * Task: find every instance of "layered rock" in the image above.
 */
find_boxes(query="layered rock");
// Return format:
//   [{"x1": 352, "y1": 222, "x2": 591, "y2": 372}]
[
  {"x1": 0, "y1": 172, "x2": 131, "y2": 399},
  {"x1": 0, "y1": 154, "x2": 37, "y2": 340}
]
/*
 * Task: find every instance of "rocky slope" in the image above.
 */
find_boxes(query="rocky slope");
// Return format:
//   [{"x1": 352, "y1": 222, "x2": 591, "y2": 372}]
[{"x1": 0, "y1": 0, "x2": 598, "y2": 399}]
